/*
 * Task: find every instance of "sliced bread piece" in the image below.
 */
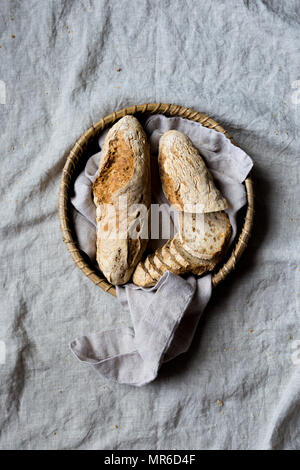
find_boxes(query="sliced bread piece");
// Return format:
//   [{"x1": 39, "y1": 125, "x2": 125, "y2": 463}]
[
  {"x1": 132, "y1": 231, "x2": 224, "y2": 287},
  {"x1": 132, "y1": 261, "x2": 156, "y2": 287},
  {"x1": 178, "y1": 211, "x2": 231, "y2": 261}
]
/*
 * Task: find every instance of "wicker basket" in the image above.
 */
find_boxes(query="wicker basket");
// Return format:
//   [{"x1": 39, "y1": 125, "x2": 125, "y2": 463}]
[{"x1": 58, "y1": 103, "x2": 254, "y2": 297}]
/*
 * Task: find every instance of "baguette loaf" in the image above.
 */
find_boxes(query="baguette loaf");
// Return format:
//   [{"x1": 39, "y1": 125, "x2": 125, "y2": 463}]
[
  {"x1": 93, "y1": 115, "x2": 151, "y2": 285},
  {"x1": 159, "y1": 130, "x2": 228, "y2": 213}
]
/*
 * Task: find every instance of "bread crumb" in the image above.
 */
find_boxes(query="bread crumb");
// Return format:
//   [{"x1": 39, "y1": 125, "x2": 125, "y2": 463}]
[
  {"x1": 249, "y1": 329, "x2": 254, "y2": 333},
  {"x1": 58, "y1": 390, "x2": 62, "y2": 394},
  {"x1": 116, "y1": 67, "x2": 121, "y2": 72},
  {"x1": 217, "y1": 399, "x2": 224, "y2": 407},
  {"x1": 114, "y1": 425, "x2": 118, "y2": 429},
  {"x1": 11, "y1": 35, "x2": 15, "y2": 39},
  {"x1": 53, "y1": 432, "x2": 56, "y2": 435}
]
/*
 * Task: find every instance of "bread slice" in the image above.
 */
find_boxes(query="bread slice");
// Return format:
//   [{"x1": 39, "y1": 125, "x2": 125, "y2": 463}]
[
  {"x1": 158, "y1": 130, "x2": 228, "y2": 213},
  {"x1": 168, "y1": 238, "x2": 190, "y2": 270},
  {"x1": 173, "y1": 236, "x2": 221, "y2": 275},
  {"x1": 178, "y1": 211, "x2": 231, "y2": 260},
  {"x1": 150, "y1": 242, "x2": 186, "y2": 277},
  {"x1": 156, "y1": 240, "x2": 186, "y2": 273},
  {"x1": 132, "y1": 261, "x2": 156, "y2": 287},
  {"x1": 152, "y1": 249, "x2": 171, "y2": 274},
  {"x1": 93, "y1": 115, "x2": 151, "y2": 285},
  {"x1": 144, "y1": 255, "x2": 162, "y2": 282},
  {"x1": 132, "y1": 130, "x2": 231, "y2": 288}
]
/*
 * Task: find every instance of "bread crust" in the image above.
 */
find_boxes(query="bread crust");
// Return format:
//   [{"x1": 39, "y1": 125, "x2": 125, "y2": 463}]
[
  {"x1": 93, "y1": 116, "x2": 151, "y2": 285},
  {"x1": 159, "y1": 130, "x2": 228, "y2": 213}
]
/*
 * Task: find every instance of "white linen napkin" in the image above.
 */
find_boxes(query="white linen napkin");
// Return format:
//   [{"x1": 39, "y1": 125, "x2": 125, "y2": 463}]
[{"x1": 70, "y1": 115, "x2": 253, "y2": 386}]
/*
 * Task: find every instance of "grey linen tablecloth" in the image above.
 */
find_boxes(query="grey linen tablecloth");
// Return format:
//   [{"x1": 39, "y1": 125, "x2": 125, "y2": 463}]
[
  {"x1": 70, "y1": 115, "x2": 253, "y2": 386},
  {"x1": 0, "y1": 0, "x2": 299, "y2": 450}
]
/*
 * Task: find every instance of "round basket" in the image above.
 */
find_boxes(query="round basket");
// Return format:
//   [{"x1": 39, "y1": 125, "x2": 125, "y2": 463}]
[{"x1": 58, "y1": 103, "x2": 254, "y2": 297}]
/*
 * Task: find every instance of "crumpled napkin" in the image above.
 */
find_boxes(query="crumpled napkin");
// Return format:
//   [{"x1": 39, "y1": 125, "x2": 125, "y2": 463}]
[
  {"x1": 70, "y1": 114, "x2": 253, "y2": 386},
  {"x1": 71, "y1": 273, "x2": 211, "y2": 386}
]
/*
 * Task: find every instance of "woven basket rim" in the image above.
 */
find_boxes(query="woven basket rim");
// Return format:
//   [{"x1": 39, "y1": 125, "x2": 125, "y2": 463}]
[{"x1": 58, "y1": 103, "x2": 254, "y2": 297}]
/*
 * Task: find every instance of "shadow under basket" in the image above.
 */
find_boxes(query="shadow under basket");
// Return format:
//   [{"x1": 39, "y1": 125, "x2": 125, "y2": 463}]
[{"x1": 58, "y1": 103, "x2": 254, "y2": 298}]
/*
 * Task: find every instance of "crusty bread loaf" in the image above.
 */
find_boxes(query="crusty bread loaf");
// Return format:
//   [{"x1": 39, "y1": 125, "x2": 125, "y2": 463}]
[
  {"x1": 93, "y1": 115, "x2": 151, "y2": 285},
  {"x1": 158, "y1": 130, "x2": 228, "y2": 213},
  {"x1": 132, "y1": 128, "x2": 231, "y2": 288}
]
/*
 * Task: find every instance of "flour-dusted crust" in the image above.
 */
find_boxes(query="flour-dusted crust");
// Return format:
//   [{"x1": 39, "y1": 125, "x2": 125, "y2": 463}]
[
  {"x1": 93, "y1": 115, "x2": 151, "y2": 285},
  {"x1": 158, "y1": 130, "x2": 228, "y2": 213}
]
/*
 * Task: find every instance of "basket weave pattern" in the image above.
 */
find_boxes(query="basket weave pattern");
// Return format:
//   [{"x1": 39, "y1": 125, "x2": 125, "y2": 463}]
[{"x1": 58, "y1": 103, "x2": 254, "y2": 297}]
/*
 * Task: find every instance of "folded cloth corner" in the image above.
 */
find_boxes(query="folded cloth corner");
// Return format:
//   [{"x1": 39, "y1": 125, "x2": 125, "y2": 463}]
[{"x1": 70, "y1": 272, "x2": 212, "y2": 386}]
